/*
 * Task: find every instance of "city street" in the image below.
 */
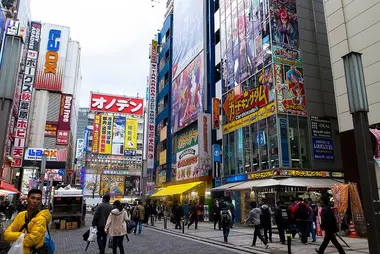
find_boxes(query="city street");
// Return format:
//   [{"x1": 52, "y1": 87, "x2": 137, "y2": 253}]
[{"x1": 50, "y1": 216, "x2": 245, "y2": 254}]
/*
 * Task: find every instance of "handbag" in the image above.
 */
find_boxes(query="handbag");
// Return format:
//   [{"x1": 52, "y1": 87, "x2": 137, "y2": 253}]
[{"x1": 7, "y1": 233, "x2": 24, "y2": 254}]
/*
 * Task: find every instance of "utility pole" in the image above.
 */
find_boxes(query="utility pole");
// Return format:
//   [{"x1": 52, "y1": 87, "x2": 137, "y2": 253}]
[{"x1": 39, "y1": 155, "x2": 46, "y2": 191}]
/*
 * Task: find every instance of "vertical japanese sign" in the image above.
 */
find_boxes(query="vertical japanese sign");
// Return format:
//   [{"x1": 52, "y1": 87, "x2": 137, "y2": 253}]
[
  {"x1": 11, "y1": 22, "x2": 41, "y2": 167},
  {"x1": 80, "y1": 129, "x2": 89, "y2": 188},
  {"x1": 125, "y1": 118, "x2": 138, "y2": 151},
  {"x1": 198, "y1": 113, "x2": 212, "y2": 177},
  {"x1": 212, "y1": 98, "x2": 220, "y2": 129},
  {"x1": 147, "y1": 40, "x2": 158, "y2": 171},
  {"x1": 92, "y1": 113, "x2": 101, "y2": 153},
  {"x1": 56, "y1": 94, "x2": 72, "y2": 145},
  {"x1": 112, "y1": 115, "x2": 126, "y2": 155},
  {"x1": 99, "y1": 114, "x2": 113, "y2": 154}
]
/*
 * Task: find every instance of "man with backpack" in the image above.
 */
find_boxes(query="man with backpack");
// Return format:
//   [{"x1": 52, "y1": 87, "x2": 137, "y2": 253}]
[
  {"x1": 3, "y1": 189, "x2": 54, "y2": 254},
  {"x1": 260, "y1": 201, "x2": 273, "y2": 243},
  {"x1": 132, "y1": 201, "x2": 145, "y2": 234},
  {"x1": 291, "y1": 198, "x2": 313, "y2": 244},
  {"x1": 274, "y1": 200, "x2": 289, "y2": 244},
  {"x1": 220, "y1": 201, "x2": 232, "y2": 242}
]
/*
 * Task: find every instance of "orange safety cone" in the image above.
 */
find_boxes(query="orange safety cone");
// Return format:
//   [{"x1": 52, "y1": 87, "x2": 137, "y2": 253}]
[{"x1": 348, "y1": 220, "x2": 359, "y2": 238}]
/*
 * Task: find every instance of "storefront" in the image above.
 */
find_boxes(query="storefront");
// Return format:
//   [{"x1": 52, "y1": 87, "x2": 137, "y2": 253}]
[{"x1": 212, "y1": 169, "x2": 344, "y2": 223}]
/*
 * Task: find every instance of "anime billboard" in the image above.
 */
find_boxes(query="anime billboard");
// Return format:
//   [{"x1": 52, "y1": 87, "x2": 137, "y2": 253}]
[
  {"x1": 172, "y1": 0, "x2": 204, "y2": 79},
  {"x1": 171, "y1": 53, "x2": 204, "y2": 133},
  {"x1": 270, "y1": 0, "x2": 301, "y2": 67},
  {"x1": 274, "y1": 64, "x2": 307, "y2": 115},
  {"x1": 100, "y1": 175, "x2": 125, "y2": 196}
]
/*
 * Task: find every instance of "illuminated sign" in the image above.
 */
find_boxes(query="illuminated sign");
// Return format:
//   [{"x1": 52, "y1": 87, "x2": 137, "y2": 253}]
[{"x1": 248, "y1": 169, "x2": 344, "y2": 180}]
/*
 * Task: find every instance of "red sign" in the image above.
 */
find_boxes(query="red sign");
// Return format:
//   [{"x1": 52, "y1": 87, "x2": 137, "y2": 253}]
[
  {"x1": 92, "y1": 114, "x2": 101, "y2": 153},
  {"x1": 90, "y1": 93, "x2": 144, "y2": 115},
  {"x1": 212, "y1": 98, "x2": 220, "y2": 129},
  {"x1": 56, "y1": 130, "x2": 69, "y2": 145},
  {"x1": 58, "y1": 94, "x2": 72, "y2": 131}
]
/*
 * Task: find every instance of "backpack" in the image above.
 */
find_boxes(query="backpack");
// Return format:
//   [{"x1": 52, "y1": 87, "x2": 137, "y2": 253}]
[
  {"x1": 261, "y1": 207, "x2": 271, "y2": 222},
  {"x1": 132, "y1": 206, "x2": 140, "y2": 221},
  {"x1": 221, "y1": 209, "x2": 231, "y2": 225},
  {"x1": 295, "y1": 203, "x2": 310, "y2": 221}
]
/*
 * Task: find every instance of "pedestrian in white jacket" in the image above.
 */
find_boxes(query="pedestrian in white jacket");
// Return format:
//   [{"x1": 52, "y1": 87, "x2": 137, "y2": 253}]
[{"x1": 105, "y1": 200, "x2": 130, "y2": 254}]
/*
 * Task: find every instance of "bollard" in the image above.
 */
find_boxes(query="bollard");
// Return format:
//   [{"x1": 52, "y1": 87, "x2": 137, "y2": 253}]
[
  {"x1": 164, "y1": 215, "x2": 167, "y2": 229},
  {"x1": 182, "y1": 218, "x2": 185, "y2": 234},
  {"x1": 286, "y1": 232, "x2": 292, "y2": 254},
  {"x1": 151, "y1": 215, "x2": 154, "y2": 226}
]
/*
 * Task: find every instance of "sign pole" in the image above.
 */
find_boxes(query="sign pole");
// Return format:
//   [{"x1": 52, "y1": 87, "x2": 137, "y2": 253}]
[{"x1": 39, "y1": 155, "x2": 46, "y2": 191}]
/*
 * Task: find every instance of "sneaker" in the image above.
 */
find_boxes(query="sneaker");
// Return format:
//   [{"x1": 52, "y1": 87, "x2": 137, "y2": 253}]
[
  {"x1": 265, "y1": 244, "x2": 269, "y2": 249},
  {"x1": 315, "y1": 249, "x2": 320, "y2": 254},
  {"x1": 251, "y1": 243, "x2": 256, "y2": 247},
  {"x1": 312, "y1": 239, "x2": 316, "y2": 242}
]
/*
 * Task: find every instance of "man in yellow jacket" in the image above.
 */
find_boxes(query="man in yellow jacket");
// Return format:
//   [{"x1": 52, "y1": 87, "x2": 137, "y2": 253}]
[{"x1": 3, "y1": 189, "x2": 51, "y2": 254}]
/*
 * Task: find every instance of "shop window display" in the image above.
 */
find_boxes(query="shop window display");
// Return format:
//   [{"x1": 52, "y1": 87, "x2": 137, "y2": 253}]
[
  {"x1": 258, "y1": 119, "x2": 269, "y2": 170},
  {"x1": 250, "y1": 122, "x2": 260, "y2": 171},
  {"x1": 289, "y1": 116, "x2": 300, "y2": 168},
  {"x1": 237, "y1": 128, "x2": 244, "y2": 174},
  {"x1": 268, "y1": 115, "x2": 279, "y2": 168},
  {"x1": 299, "y1": 117, "x2": 311, "y2": 168},
  {"x1": 244, "y1": 126, "x2": 252, "y2": 172}
]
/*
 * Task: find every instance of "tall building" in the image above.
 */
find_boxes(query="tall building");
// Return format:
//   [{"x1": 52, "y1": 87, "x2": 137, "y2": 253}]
[
  {"x1": 323, "y1": 0, "x2": 380, "y2": 190},
  {"x1": 76, "y1": 108, "x2": 89, "y2": 140}
]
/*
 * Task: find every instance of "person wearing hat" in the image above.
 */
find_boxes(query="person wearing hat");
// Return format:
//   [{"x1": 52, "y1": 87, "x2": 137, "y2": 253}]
[{"x1": 92, "y1": 193, "x2": 113, "y2": 254}]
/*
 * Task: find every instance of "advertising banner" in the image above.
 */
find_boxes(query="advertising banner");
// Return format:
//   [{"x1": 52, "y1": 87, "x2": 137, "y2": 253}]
[
  {"x1": 24, "y1": 148, "x2": 67, "y2": 161},
  {"x1": 172, "y1": 0, "x2": 204, "y2": 79},
  {"x1": 21, "y1": 168, "x2": 35, "y2": 194},
  {"x1": 274, "y1": 64, "x2": 307, "y2": 116},
  {"x1": 222, "y1": 84, "x2": 276, "y2": 134},
  {"x1": 311, "y1": 116, "x2": 332, "y2": 138},
  {"x1": 99, "y1": 114, "x2": 113, "y2": 154},
  {"x1": 159, "y1": 150, "x2": 167, "y2": 166},
  {"x1": 83, "y1": 173, "x2": 100, "y2": 196},
  {"x1": 171, "y1": 53, "x2": 204, "y2": 133},
  {"x1": 90, "y1": 92, "x2": 143, "y2": 115},
  {"x1": 111, "y1": 115, "x2": 126, "y2": 155},
  {"x1": 125, "y1": 175, "x2": 141, "y2": 196},
  {"x1": 198, "y1": 113, "x2": 212, "y2": 177},
  {"x1": 56, "y1": 130, "x2": 69, "y2": 145},
  {"x1": 35, "y1": 24, "x2": 70, "y2": 91},
  {"x1": 125, "y1": 118, "x2": 138, "y2": 151},
  {"x1": 212, "y1": 98, "x2": 220, "y2": 129},
  {"x1": 370, "y1": 129, "x2": 380, "y2": 162},
  {"x1": 76, "y1": 139, "x2": 84, "y2": 159},
  {"x1": 270, "y1": 0, "x2": 301, "y2": 67},
  {"x1": 44, "y1": 122, "x2": 58, "y2": 137},
  {"x1": 44, "y1": 169, "x2": 63, "y2": 182},
  {"x1": 176, "y1": 145, "x2": 199, "y2": 181},
  {"x1": 147, "y1": 40, "x2": 158, "y2": 171},
  {"x1": 11, "y1": 22, "x2": 42, "y2": 167},
  {"x1": 58, "y1": 94, "x2": 72, "y2": 131},
  {"x1": 92, "y1": 113, "x2": 101, "y2": 153},
  {"x1": 177, "y1": 125, "x2": 198, "y2": 152},
  {"x1": 331, "y1": 184, "x2": 349, "y2": 224},
  {"x1": 100, "y1": 175, "x2": 125, "y2": 196},
  {"x1": 312, "y1": 138, "x2": 335, "y2": 160}
]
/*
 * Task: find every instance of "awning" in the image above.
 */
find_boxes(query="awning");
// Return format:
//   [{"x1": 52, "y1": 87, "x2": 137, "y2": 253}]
[
  {"x1": 151, "y1": 181, "x2": 203, "y2": 197},
  {"x1": 0, "y1": 181, "x2": 20, "y2": 194},
  {"x1": 228, "y1": 179, "x2": 278, "y2": 191},
  {"x1": 211, "y1": 182, "x2": 244, "y2": 192}
]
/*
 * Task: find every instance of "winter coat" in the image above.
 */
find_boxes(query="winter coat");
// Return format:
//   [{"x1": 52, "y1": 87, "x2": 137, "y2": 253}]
[
  {"x1": 3, "y1": 209, "x2": 51, "y2": 254},
  {"x1": 246, "y1": 207, "x2": 262, "y2": 226},
  {"x1": 320, "y1": 205, "x2": 338, "y2": 233},
  {"x1": 92, "y1": 202, "x2": 113, "y2": 227},
  {"x1": 105, "y1": 209, "x2": 130, "y2": 237},
  {"x1": 137, "y1": 204, "x2": 145, "y2": 221},
  {"x1": 260, "y1": 205, "x2": 273, "y2": 228}
]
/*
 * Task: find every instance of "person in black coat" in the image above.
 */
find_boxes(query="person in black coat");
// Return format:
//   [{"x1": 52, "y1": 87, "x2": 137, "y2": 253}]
[
  {"x1": 172, "y1": 202, "x2": 183, "y2": 229},
  {"x1": 315, "y1": 198, "x2": 346, "y2": 254},
  {"x1": 274, "y1": 200, "x2": 288, "y2": 244},
  {"x1": 212, "y1": 200, "x2": 221, "y2": 230}
]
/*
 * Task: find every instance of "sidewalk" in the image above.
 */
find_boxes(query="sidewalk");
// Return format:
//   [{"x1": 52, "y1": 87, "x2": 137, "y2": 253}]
[{"x1": 147, "y1": 219, "x2": 369, "y2": 254}]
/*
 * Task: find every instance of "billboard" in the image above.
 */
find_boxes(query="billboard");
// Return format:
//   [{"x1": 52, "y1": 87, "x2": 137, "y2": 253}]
[
  {"x1": 125, "y1": 118, "x2": 138, "y2": 151},
  {"x1": 197, "y1": 113, "x2": 212, "y2": 177},
  {"x1": 274, "y1": 64, "x2": 306, "y2": 115},
  {"x1": 83, "y1": 173, "x2": 100, "y2": 196},
  {"x1": 21, "y1": 168, "x2": 35, "y2": 194},
  {"x1": 111, "y1": 115, "x2": 126, "y2": 155},
  {"x1": 76, "y1": 139, "x2": 84, "y2": 159},
  {"x1": 100, "y1": 175, "x2": 125, "y2": 196},
  {"x1": 176, "y1": 145, "x2": 198, "y2": 181},
  {"x1": 90, "y1": 93, "x2": 143, "y2": 115},
  {"x1": 35, "y1": 24, "x2": 70, "y2": 91},
  {"x1": 177, "y1": 125, "x2": 198, "y2": 153},
  {"x1": 147, "y1": 40, "x2": 158, "y2": 171},
  {"x1": 172, "y1": 0, "x2": 204, "y2": 79},
  {"x1": 11, "y1": 22, "x2": 42, "y2": 167},
  {"x1": 44, "y1": 122, "x2": 58, "y2": 137},
  {"x1": 44, "y1": 169, "x2": 63, "y2": 181},
  {"x1": 24, "y1": 148, "x2": 67, "y2": 161},
  {"x1": 58, "y1": 94, "x2": 72, "y2": 131},
  {"x1": 92, "y1": 114, "x2": 101, "y2": 153},
  {"x1": 99, "y1": 114, "x2": 113, "y2": 154},
  {"x1": 124, "y1": 175, "x2": 141, "y2": 196},
  {"x1": 212, "y1": 98, "x2": 220, "y2": 129},
  {"x1": 171, "y1": 53, "x2": 204, "y2": 133},
  {"x1": 270, "y1": 0, "x2": 301, "y2": 67},
  {"x1": 56, "y1": 130, "x2": 69, "y2": 145}
]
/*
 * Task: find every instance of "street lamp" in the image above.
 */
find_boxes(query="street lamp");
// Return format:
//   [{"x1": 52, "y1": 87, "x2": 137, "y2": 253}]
[{"x1": 343, "y1": 52, "x2": 380, "y2": 254}]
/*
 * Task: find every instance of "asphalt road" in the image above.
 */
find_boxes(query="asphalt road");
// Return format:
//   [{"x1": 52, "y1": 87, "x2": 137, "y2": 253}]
[{"x1": 51, "y1": 216, "x2": 242, "y2": 254}]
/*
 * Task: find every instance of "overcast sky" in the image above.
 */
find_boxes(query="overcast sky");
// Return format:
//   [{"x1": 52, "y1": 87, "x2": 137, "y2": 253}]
[{"x1": 31, "y1": 0, "x2": 166, "y2": 107}]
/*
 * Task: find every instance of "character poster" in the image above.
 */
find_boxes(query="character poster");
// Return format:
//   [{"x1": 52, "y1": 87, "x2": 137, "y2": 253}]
[
  {"x1": 100, "y1": 175, "x2": 125, "y2": 196},
  {"x1": 274, "y1": 64, "x2": 307, "y2": 115},
  {"x1": 111, "y1": 115, "x2": 126, "y2": 155},
  {"x1": 172, "y1": 0, "x2": 204, "y2": 79},
  {"x1": 84, "y1": 173, "x2": 100, "y2": 196},
  {"x1": 171, "y1": 53, "x2": 204, "y2": 133},
  {"x1": 270, "y1": 0, "x2": 302, "y2": 67},
  {"x1": 124, "y1": 175, "x2": 141, "y2": 196}
]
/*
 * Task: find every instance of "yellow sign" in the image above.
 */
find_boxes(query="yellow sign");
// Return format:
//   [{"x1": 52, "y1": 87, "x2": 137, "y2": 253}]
[
  {"x1": 125, "y1": 118, "x2": 138, "y2": 150},
  {"x1": 249, "y1": 171, "x2": 275, "y2": 180},
  {"x1": 99, "y1": 114, "x2": 113, "y2": 154},
  {"x1": 248, "y1": 169, "x2": 344, "y2": 180},
  {"x1": 223, "y1": 102, "x2": 276, "y2": 134},
  {"x1": 159, "y1": 150, "x2": 167, "y2": 166},
  {"x1": 100, "y1": 175, "x2": 125, "y2": 195}
]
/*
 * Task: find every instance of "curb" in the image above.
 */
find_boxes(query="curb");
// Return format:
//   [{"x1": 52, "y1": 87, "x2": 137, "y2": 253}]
[{"x1": 145, "y1": 224, "x2": 271, "y2": 254}]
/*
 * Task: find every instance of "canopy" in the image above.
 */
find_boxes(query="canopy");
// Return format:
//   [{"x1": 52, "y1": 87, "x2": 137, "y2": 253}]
[
  {"x1": 211, "y1": 182, "x2": 244, "y2": 192},
  {"x1": 151, "y1": 181, "x2": 203, "y2": 197},
  {"x1": 0, "y1": 181, "x2": 20, "y2": 194}
]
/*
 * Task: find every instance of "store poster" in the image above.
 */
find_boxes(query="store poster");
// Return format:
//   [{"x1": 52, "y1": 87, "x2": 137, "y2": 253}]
[
  {"x1": 21, "y1": 168, "x2": 35, "y2": 194},
  {"x1": 270, "y1": 0, "x2": 301, "y2": 67},
  {"x1": 125, "y1": 118, "x2": 138, "y2": 151},
  {"x1": 312, "y1": 138, "x2": 335, "y2": 160},
  {"x1": 370, "y1": 129, "x2": 380, "y2": 165},
  {"x1": 99, "y1": 114, "x2": 113, "y2": 154},
  {"x1": 274, "y1": 64, "x2": 307, "y2": 115},
  {"x1": 198, "y1": 113, "x2": 212, "y2": 177},
  {"x1": 331, "y1": 184, "x2": 349, "y2": 224},
  {"x1": 176, "y1": 145, "x2": 199, "y2": 181},
  {"x1": 111, "y1": 115, "x2": 126, "y2": 155},
  {"x1": 124, "y1": 175, "x2": 141, "y2": 196},
  {"x1": 100, "y1": 175, "x2": 125, "y2": 196},
  {"x1": 171, "y1": 53, "x2": 204, "y2": 133},
  {"x1": 83, "y1": 173, "x2": 100, "y2": 196},
  {"x1": 279, "y1": 118, "x2": 290, "y2": 167}
]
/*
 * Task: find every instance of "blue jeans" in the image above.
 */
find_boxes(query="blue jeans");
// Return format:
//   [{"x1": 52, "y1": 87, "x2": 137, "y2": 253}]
[
  {"x1": 309, "y1": 221, "x2": 316, "y2": 241},
  {"x1": 136, "y1": 220, "x2": 143, "y2": 234},
  {"x1": 96, "y1": 226, "x2": 107, "y2": 254}
]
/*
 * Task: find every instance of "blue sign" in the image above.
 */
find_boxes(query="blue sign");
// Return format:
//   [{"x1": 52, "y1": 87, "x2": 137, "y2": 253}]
[
  {"x1": 214, "y1": 178, "x2": 222, "y2": 187},
  {"x1": 58, "y1": 169, "x2": 65, "y2": 176},
  {"x1": 280, "y1": 118, "x2": 290, "y2": 167},
  {"x1": 213, "y1": 144, "x2": 221, "y2": 162},
  {"x1": 312, "y1": 138, "x2": 335, "y2": 160},
  {"x1": 226, "y1": 174, "x2": 247, "y2": 183},
  {"x1": 124, "y1": 150, "x2": 137, "y2": 156}
]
